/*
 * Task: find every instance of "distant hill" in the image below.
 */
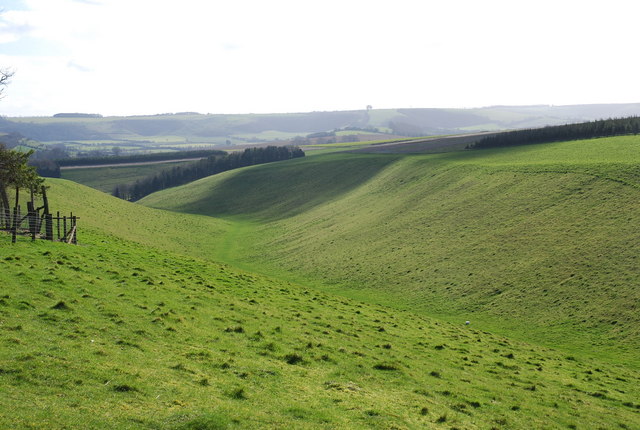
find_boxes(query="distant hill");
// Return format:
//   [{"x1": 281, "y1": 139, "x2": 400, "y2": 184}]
[
  {"x1": 53, "y1": 113, "x2": 103, "y2": 118},
  {"x1": 3, "y1": 103, "x2": 640, "y2": 144}
]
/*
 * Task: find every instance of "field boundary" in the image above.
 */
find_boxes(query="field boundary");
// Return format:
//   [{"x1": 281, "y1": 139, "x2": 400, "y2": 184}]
[{"x1": 350, "y1": 131, "x2": 502, "y2": 153}]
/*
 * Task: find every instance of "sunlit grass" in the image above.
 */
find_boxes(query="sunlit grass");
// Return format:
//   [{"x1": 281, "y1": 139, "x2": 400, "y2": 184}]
[
  {"x1": 2, "y1": 135, "x2": 640, "y2": 427},
  {"x1": 2, "y1": 228, "x2": 639, "y2": 428},
  {"x1": 142, "y1": 135, "x2": 640, "y2": 365}
]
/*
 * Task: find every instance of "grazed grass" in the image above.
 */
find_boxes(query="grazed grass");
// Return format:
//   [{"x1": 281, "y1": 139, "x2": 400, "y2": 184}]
[
  {"x1": 2, "y1": 230, "x2": 639, "y2": 428},
  {"x1": 2, "y1": 135, "x2": 640, "y2": 428},
  {"x1": 141, "y1": 136, "x2": 640, "y2": 365}
]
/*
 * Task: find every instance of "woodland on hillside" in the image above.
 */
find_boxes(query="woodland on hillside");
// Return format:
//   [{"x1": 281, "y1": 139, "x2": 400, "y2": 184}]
[
  {"x1": 113, "y1": 145, "x2": 304, "y2": 201},
  {"x1": 471, "y1": 116, "x2": 640, "y2": 149}
]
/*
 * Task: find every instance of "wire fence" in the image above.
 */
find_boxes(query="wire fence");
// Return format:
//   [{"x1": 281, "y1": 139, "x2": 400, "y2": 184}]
[{"x1": 1, "y1": 206, "x2": 78, "y2": 244}]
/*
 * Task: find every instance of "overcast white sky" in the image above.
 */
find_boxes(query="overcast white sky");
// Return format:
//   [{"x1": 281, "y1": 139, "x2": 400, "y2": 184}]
[{"x1": 1, "y1": 0, "x2": 639, "y2": 117}]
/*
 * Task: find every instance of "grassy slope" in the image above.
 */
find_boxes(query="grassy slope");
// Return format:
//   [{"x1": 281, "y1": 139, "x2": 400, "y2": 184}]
[
  {"x1": 5, "y1": 184, "x2": 640, "y2": 428},
  {"x1": 140, "y1": 136, "x2": 640, "y2": 366},
  {"x1": 43, "y1": 179, "x2": 228, "y2": 260}
]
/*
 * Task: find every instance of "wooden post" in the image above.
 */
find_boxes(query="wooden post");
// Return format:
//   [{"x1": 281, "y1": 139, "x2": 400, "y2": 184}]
[
  {"x1": 29, "y1": 188, "x2": 35, "y2": 240},
  {"x1": 72, "y1": 215, "x2": 77, "y2": 244},
  {"x1": 45, "y1": 213, "x2": 53, "y2": 241},
  {"x1": 42, "y1": 185, "x2": 51, "y2": 240},
  {"x1": 27, "y1": 201, "x2": 36, "y2": 241},
  {"x1": 41, "y1": 186, "x2": 49, "y2": 215},
  {"x1": 63, "y1": 216, "x2": 67, "y2": 241},
  {"x1": 11, "y1": 187, "x2": 19, "y2": 243},
  {"x1": 56, "y1": 211, "x2": 61, "y2": 240},
  {"x1": 69, "y1": 213, "x2": 75, "y2": 244},
  {"x1": 35, "y1": 209, "x2": 42, "y2": 235}
]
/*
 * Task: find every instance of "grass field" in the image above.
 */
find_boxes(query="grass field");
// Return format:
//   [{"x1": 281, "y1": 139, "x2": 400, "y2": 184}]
[
  {"x1": 141, "y1": 136, "x2": 640, "y2": 366},
  {"x1": 61, "y1": 160, "x2": 198, "y2": 193},
  {"x1": 2, "y1": 134, "x2": 640, "y2": 428},
  {"x1": 2, "y1": 180, "x2": 640, "y2": 429}
]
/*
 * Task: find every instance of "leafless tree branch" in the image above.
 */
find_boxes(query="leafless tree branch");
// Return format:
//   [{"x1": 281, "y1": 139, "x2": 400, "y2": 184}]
[{"x1": 0, "y1": 69, "x2": 15, "y2": 99}]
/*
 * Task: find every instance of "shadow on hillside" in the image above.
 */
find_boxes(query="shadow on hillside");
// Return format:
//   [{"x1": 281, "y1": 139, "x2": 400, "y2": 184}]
[{"x1": 174, "y1": 155, "x2": 400, "y2": 222}]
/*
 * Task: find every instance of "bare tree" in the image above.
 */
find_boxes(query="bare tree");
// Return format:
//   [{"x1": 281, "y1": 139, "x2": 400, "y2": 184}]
[{"x1": 0, "y1": 69, "x2": 14, "y2": 100}]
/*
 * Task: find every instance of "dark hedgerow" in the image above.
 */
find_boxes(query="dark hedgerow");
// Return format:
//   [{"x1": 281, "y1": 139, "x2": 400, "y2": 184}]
[{"x1": 470, "y1": 116, "x2": 640, "y2": 150}]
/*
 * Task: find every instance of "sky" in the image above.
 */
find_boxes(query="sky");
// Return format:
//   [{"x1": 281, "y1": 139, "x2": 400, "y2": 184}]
[{"x1": 1, "y1": 0, "x2": 639, "y2": 117}]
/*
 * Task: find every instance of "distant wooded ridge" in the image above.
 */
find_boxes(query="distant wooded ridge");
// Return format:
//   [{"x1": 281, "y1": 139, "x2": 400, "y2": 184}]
[
  {"x1": 5, "y1": 104, "x2": 640, "y2": 143},
  {"x1": 53, "y1": 113, "x2": 103, "y2": 118}
]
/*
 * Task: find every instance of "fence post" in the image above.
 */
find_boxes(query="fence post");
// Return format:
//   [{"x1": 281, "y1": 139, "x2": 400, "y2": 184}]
[
  {"x1": 11, "y1": 188, "x2": 19, "y2": 244},
  {"x1": 72, "y1": 215, "x2": 77, "y2": 244},
  {"x1": 56, "y1": 211, "x2": 60, "y2": 240},
  {"x1": 45, "y1": 213, "x2": 53, "y2": 241},
  {"x1": 11, "y1": 206, "x2": 18, "y2": 243},
  {"x1": 27, "y1": 201, "x2": 36, "y2": 241},
  {"x1": 41, "y1": 186, "x2": 49, "y2": 215}
]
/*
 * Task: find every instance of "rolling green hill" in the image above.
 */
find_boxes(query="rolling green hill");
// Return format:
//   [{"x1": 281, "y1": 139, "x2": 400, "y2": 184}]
[
  {"x1": 3, "y1": 131, "x2": 640, "y2": 428},
  {"x1": 2, "y1": 180, "x2": 640, "y2": 429},
  {"x1": 140, "y1": 135, "x2": 640, "y2": 366}
]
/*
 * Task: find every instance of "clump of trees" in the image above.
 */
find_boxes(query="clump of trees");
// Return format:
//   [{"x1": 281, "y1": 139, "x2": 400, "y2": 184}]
[
  {"x1": 470, "y1": 116, "x2": 640, "y2": 149},
  {"x1": 28, "y1": 158, "x2": 61, "y2": 178},
  {"x1": 113, "y1": 145, "x2": 305, "y2": 201},
  {"x1": 0, "y1": 144, "x2": 45, "y2": 230}
]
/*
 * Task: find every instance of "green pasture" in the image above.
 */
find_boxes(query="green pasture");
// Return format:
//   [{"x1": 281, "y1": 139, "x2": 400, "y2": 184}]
[
  {"x1": 2, "y1": 134, "x2": 640, "y2": 428},
  {"x1": 141, "y1": 135, "x2": 640, "y2": 366},
  {"x1": 2, "y1": 179, "x2": 640, "y2": 428}
]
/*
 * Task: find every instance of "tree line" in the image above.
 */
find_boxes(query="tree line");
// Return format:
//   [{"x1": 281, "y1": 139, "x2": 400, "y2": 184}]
[
  {"x1": 470, "y1": 116, "x2": 640, "y2": 149},
  {"x1": 113, "y1": 145, "x2": 305, "y2": 201}
]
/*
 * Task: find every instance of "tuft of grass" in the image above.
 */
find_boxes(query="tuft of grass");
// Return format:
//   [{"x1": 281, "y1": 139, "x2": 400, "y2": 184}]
[
  {"x1": 174, "y1": 412, "x2": 233, "y2": 430},
  {"x1": 226, "y1": 387, "x2": 246, "y2": 400},
  {"x1": 51, "y1": 301, "x2": 70, "y2": 310},
  {"x1": 283, "y1": 353, "x2": 304, "y2": 365},
  {"x1": 373, "y1": 362, "x2": 400, "y2": 371},
  {"x1": 112, "y1": 384, "x2": 137, "y2": 393}
]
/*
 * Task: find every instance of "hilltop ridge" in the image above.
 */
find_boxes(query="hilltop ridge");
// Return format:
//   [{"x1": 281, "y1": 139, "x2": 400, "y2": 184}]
[{"x1": 5, "y1": 103, "x2": 640, "y2": 146}]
